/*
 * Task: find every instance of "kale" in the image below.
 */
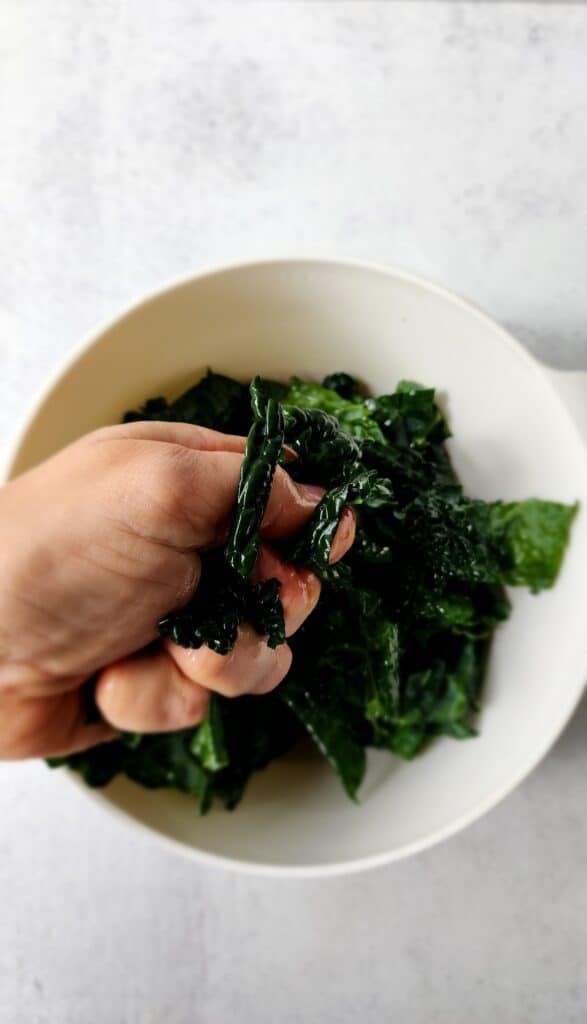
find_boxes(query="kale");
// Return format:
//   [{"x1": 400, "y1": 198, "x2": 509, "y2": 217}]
[
  {"x1": 281, "y1": 680, "x2": 367, "y2": 800},
  {"x1": 486, "y1": 499, "x2": 577, "y2": 592},
  {"x1": 249, "y1": 376, "x2": 289, "y2": 418},
  {"x1": 190, "y1": 694, "x2": 229, "y2": 772},
  {"x1": 281, "y1": 406, "x2": 362, "y2": 486},
  {"x1": 49, "y1": 369, "x2": 577, "y2": 813},
  {"x1": 284, "y1": 376, "x2": 386, "y2": 443},
  {"x1": 321, "y1": 372, "x2": 362, "y2": 401},
  {"x1": 366, "y1": 380, "x2": 450, "y2": 448},
  {"x1": 47, "y1": 742, "x2": 128, "y2": 788},
  {"x1": 124, "y1": 370, "x2": 250, "y2": 434},
  {"x1": 207, "y1": 693, "x2": 300, "y2": 810},
  {"x1": 157, "y1": 553, "x2": 286, "y2": 654},
  {"x1": 224, "y1": 395, "x2": 285, "y2": 578},
  {"x1": 285, "y1": 470, "x2": 393, "y2": 571}
]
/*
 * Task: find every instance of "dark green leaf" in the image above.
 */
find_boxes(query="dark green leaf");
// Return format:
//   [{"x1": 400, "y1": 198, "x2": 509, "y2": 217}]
[
  {"x1": 286, "y1": 470, "x2": 393, "y2": 570},
  {"x1": 225, "y1": 394, "x2": 285, "y2": 577},
  {"x1": 250, "y1": 376, "x2": 288, "y2": 418},
  {"x1": 157, "y1": 553, "x2": 285, "y2": 654},
  {"x1": 321, "y1": 372, "x2": 362, "y2": 401},
  {"x1": 282, "y1": 405, "x2": 362, "y2": 487},
  {"x1": 282, "y1": 681, "x2": 366, "y2": 800},
  {"x1": 366, "y1": 381, "x2": 450, "y2": 447},
  {"x1": 124, "y1": 370, "x2": 250, "y2": 433},
  {"x1": 285, "y1": 377, "x2": 386, "y2": 443}
]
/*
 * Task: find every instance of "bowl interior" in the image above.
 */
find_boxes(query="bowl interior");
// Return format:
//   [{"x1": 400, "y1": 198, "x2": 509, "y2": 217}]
[{"x1": 10, "y1": 261, "x2": 587, "y2": 874}]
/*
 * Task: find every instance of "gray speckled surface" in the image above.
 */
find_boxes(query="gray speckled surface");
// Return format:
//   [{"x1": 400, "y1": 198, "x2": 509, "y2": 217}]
[{"x1": 0, "y1": 3, "x2": 586, "y2": 1022}]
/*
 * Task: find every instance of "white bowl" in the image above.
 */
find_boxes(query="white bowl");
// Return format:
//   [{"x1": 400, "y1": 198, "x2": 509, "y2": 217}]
[{"x1": 6, "y1": 259, "x2": 587, "y2": 877}]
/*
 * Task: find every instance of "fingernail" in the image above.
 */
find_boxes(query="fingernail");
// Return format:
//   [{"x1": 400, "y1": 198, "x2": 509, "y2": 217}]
[
  {"x1": 298, "y1": 483, "x2": 325, "y2": 505},
  {"x1": 329, "y1": 507, "x2": 356, "y2": 563}
]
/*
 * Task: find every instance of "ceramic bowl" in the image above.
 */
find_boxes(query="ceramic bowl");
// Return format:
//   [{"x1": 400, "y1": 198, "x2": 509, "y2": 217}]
[{"x1": 6, "y1": 259, "x2": 587, "y2": 877}]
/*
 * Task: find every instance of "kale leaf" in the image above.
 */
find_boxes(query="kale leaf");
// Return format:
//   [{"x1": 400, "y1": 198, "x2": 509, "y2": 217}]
[
  {"x1": 321, "y1": 372, "x2": 362, "y2": 401},
  {"x1": 487, "y1": 499, "x2": 577, "y2": 592},
  {"x1": 224, "y1": 395, "x2": 285, "y2": 578},
  {"x1": 366, "y1": 380, "x2": 450, "y2": 448},
  {"x1": 286, "y1": 470, "x2": 393, "y2": 570},
  {"x1": 124, "y1": 370, "x2": 250, "y2": 434},
  {"x1": 284, "y1": 376, "x2": 386, "y2": 443},
  {"x1": 190, "y1": 694, "x2": 229, "y2": 772}
]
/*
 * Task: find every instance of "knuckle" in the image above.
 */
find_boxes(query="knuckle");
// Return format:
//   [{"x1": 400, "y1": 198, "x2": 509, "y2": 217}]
[
  {"x1": 149, "y1": 445, "x2": 197, "y2": 507},
  {"x1": 124, "y1": 446, "x2": 202, "y2": 544}
]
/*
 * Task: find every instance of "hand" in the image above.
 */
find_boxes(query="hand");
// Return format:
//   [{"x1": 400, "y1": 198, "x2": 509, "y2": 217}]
[{"x1": 0, "y1": 421, "x2": 354, "y2": 759}]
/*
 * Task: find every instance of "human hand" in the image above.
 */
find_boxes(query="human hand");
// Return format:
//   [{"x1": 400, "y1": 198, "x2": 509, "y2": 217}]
[{"x1": 0, "y1": 421, "x2": 354, "y2": 759}]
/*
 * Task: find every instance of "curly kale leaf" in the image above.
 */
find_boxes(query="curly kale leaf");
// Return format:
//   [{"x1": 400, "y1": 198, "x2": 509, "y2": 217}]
[
  {"x1": 286, "y1": 469, "x2": 393, "y2": 570},
  {"x1": 249, "y1": 376, "x2": 289, "y2": 418},
  {"x1": 400, "y1": 491, "x2": 577, "y2": 594},
  {"x1": 225, "y1": 395, "x2": 285, "y2": 578},
  {"x1": 282, "y1": 406, "x2": 362, "y2": 487},
  {"x1": 158, "y1": 553, "x2": 285, "y2": 654},
  {"x1": 251, "y1": 376, "x2": 364, "y2": 486},
  {"x1": 158, "y1": 554, "x2": 242, "y2": 654}
]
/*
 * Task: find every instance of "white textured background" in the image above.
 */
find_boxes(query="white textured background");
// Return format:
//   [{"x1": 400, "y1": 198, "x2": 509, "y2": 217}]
[{"x1": 1, "y1": 3, "x2": 586, "y2": 1022}]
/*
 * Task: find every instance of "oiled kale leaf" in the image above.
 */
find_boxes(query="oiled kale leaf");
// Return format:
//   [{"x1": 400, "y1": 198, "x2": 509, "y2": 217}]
[{"x1": 224, "y1": 396, "x2": 285, "y2": 578}]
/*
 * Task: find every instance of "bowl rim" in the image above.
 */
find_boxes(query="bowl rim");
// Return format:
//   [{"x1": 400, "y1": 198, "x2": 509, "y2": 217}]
[{"x1": 6, "y1": 256, "x2": 587, "y2": 878}]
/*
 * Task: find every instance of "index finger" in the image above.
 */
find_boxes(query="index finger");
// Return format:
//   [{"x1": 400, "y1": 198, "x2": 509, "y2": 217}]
[
  {"x1": 167, "y1": 450, "x2": 327, "y2": 549},
  {"x1": 93, "y1": 420, "x2": 246, "y2": 453}
]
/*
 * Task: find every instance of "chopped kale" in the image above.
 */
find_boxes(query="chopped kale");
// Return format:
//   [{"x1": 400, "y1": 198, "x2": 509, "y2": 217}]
[{"x1": 49, "y1": 369, "x2": 577, "y2": 813}]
